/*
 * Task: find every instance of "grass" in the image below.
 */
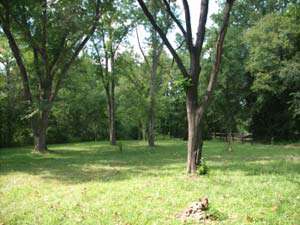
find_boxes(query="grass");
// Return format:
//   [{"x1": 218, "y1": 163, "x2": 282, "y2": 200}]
[{"x1": 0, "y1": 139, "x2": 299, "y2": 225}]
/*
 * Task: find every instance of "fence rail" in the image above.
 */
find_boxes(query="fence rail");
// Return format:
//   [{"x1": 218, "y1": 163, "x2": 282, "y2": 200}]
[{"x1": 211, "y1": 132, "x2": 253, "y2": 143}]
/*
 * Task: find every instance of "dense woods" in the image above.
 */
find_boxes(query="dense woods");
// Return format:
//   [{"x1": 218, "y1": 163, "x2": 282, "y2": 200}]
[{"x1": 1, "y1": 0, "x2": 299, "y2": 168}]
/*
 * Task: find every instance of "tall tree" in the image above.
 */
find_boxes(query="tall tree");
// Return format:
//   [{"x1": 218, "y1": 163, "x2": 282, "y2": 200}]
[
  {"x1": 135, "y1": 0, "x2": 172, "y2": 147},
  {"x1": 116, "y1": 50, "x2": 149, "y2": 140},
  {"x1": 137, "y1": 0, "x2": 235, "y2": 173},
  {"x1": 0, "y1": 36, "x2": 18, "y2": 146},
  {"x1": 0, "y1": 0, "x2": 101, "y2": 152},
  {"x1": 92, "y1": 1, "x2": 133, "y2": 145},
  {"x1": 244, "y1": 5, "x2": 300, "y2": 140}
]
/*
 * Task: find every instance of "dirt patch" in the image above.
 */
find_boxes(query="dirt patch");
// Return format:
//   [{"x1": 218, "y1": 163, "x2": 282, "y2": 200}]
[{"x1": 176, "y1": 197, "x2": 215, "y2": 223}]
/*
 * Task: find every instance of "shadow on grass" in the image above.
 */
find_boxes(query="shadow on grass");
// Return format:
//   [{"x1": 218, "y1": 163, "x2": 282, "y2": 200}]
[
  {"x1": 0, "y1": 141, "x2": 187, "y2": 184},
  {"x1": 1, "y1": 140, "x2": 299, "y2": 184}
]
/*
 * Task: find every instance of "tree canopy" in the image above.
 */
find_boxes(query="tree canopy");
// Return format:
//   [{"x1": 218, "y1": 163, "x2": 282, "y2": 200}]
[{"x1": 0, "y1": 0, "x2": 299, "y2": 160}]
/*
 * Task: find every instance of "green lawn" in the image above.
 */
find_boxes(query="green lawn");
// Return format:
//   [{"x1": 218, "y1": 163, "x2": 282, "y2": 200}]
[{"x1": 1, "y1": 140, "x2": 299, "y2": 225}]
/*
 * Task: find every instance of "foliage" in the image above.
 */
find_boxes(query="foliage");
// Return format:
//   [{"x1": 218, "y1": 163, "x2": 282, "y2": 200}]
[
  {"x1": 244, "y1": 5, "x2": 300, "y2": 140},
  {"x1": 197, "y1": 161, "x2": 208, "y2": 175},
  {"x1": 1, "y1": 0, "x2": 300, "y2": 147}
]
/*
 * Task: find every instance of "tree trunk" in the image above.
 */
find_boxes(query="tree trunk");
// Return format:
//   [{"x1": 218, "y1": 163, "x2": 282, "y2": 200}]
[
  {"x1": 137, "y1": 0, "x2": 234, "y2": 175},
  {"x1": 33, "y1": 110, "x2": 49, "y2": 152},
  {"x1": 108, "y1": 98, "x2": 116, "y2": 145},
  {"x1": 186, "y1": 54, "x2": 202, "y2": 174},
  {"x1": 196, "y1": 122, "x2": 204, "y2": 165},
  {"x1": 186, "y1": 110, "x2": 199, "y2": 173},
  {"x1": 109, "y1": 56, "x2": 116, "y2": 145},
  {"x1": 148, "y1": 49, "x2": 158, "y2": 147},
  {"x1": 147, "y1": 27, "x2": 162, "y2": 147},
  {"x1": 142, "y1": 122, "x2": 147, "y2": 141},
  {"x1": 148, "y1": 98, "x2": 155, "y2": 147},
  {"x1": 186, "y1": 84, "x2": 200, "y2": 173}
]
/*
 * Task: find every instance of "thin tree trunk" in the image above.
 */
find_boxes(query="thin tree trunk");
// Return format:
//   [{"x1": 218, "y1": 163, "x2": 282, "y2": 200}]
[
  {"x1": 139, "y1": 120, "x2": 147, "y2": 141},
  {"x1": 108, "y1": 98, "x2": 116, "y2": 145},
  {"x1": 109, "y1": 56, "x2": 116, "y2": 145},
  {"x1": 142, "y1": 122, "x2": 147, "y2": 141},
  {"x1": 148, "y1": 96, "x2": 155, "y2": 147},
  {"x1": 196, "y1": 121, "x2": 204, "y2": 165},
  {"x1": 109, "y1": 106, "x2": 116, "y2": 145},
  {"x1": 148, "y1": 48, "x2": 158, "y2": 147}
]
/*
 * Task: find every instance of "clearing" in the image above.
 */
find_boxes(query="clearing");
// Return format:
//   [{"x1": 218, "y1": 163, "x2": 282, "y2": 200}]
[{"x1": 0, "y1": 140, "x2": 299, "y2": 224}]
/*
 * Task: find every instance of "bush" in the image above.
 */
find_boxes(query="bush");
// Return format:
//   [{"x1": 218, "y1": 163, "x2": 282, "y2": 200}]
[{"x1": 198, "y1": 161, "x2": 208, "y2": 175}]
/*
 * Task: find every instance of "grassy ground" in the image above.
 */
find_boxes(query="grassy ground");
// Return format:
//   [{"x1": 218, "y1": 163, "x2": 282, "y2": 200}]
[{"x1": 0, "y1": 140, "x2": 299, "y2": 225}]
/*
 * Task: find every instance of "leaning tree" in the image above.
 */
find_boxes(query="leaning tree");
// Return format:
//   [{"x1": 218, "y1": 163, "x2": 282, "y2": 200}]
[
  {"x1": 137, "y1": 0, "x2": 235, "y2": 173},
  {"x1": 0, "y1": 0, "x2": 101, "y2": 152}
]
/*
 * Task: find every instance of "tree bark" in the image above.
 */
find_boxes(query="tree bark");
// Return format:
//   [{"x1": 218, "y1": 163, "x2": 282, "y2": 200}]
[
  {"x1": 33, "y1": 109, "x2": 49, "y2": 152},
  {"x1": 186, "y1": 109, "x2": 200, "y2": 174},
  {"x1": 109, "y1": 55, "x2": 116, "y2": 145},
  {"x1": 34, "y1": 128, "x2": 47, "y2": 152},
  {"x1": 147, "y1": 42, "x2": 159, "y2": 147},
  {"x1": 186, "y1": 72, "x2": 201, "y2": 173},
  {"x1": 108, "y1": 97, "x2": 116, "y2": 145},
  {"x1": 196, "y1": 121, "x2": 204, "y2": 165}
]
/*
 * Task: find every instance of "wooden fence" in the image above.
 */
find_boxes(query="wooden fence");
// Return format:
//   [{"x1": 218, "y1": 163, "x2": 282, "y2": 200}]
[{"x1": 211, "y1": 132, "x2": 253, "y2": 143}]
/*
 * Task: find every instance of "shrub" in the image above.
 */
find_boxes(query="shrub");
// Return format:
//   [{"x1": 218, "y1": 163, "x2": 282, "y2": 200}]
[{"x1": 198, "y1": 161, "x2": 208, "y2": 175}]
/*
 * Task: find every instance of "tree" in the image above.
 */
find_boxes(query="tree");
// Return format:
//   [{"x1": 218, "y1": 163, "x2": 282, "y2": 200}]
[
  {"x1": 201, "y1": 7, "x2": 251, "y2": 147},
  {"x1": 137, "y1": 0, "x2": 235, "y2": 173},
  {"x1": 92, "y1": 0, "x2": 133, "y2": 145},
  {"x1": 0, "y1": 0, "x2": 101, "y2": 152},
  {"x1": 0, "y1": 36, "x2": 18, "y2": 146},
  {"x1": 201, "y1": 0, "x2": 299, "y2": 142},
  {"x1": 49, "y1": 54, "x2": 107, "y2": 144},
  {"x1": 135, "y1": 0, "x2": 172, "y2": 147},
  {"x1": 244, "y1": 4, "x2": 300, "y2": 140},
  {"x1": 116, "y1": 50, "x2": 149, "y2": 140}
]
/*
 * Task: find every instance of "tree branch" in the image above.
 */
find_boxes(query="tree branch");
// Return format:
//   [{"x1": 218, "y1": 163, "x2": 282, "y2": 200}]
[
  {"x1": 50, "y1": 0, "x2": 101, "y2": 102},
  {"x1": 49, "y1": 31, "x2": 69, "y2": 77},
  {"x1": 198, "y1": 0, "x2": 235, "y2": 115},
  {"x1": 182, "y1": 0, "x2": 193, "y2": 52},
  {"x1": 136, "y1": 27, "x2": 150, "y2": 68},
  {"x1": 0, "y1": 3, "x2": 33, "y2": 104},
  {"x1": 137, "y1": 0, "x2": 189, "y2": 77},
  {"x1": 195, "y1": 0, "x2": 209, "y2": 54},
  {"x1": 112, "y1": 27, "x2": 129, "y2": 57},
  {"x1": 42, "y1": 0, "x2": 49, "y2": 78},
  {"x1": 92, "y1": 39, "x2": 110, "y2": 91},
  {"x1": 14, "y1": 4, "x2": 44, "y2": 58},
  {"x1": 162, "y1": 0, "x2": 186, "y2": 38},
  {"x1": 9, "y1": 4, "x2": 44, "y2": 88},
  {"x1": 33, "y1": 48, "x2": 43, "y2": 87}
]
